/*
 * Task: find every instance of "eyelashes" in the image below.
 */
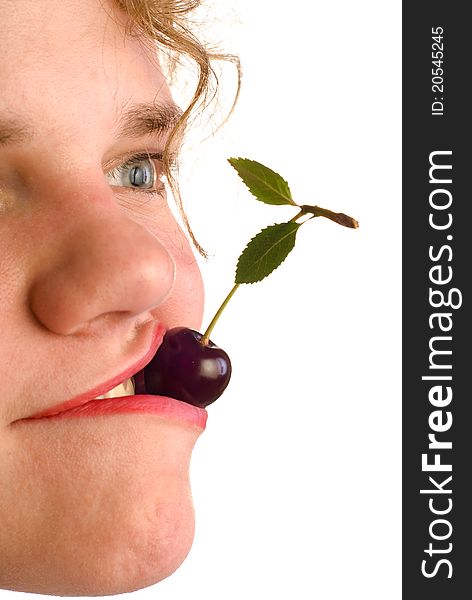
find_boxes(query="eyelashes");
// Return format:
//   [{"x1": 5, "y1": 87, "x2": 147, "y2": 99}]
[
  {"x1": 105, "y1": 151, "x2": 181, "y2": 219},
  {"x1": 106, "y1": 152, "x2": 165, "y2": 194}
]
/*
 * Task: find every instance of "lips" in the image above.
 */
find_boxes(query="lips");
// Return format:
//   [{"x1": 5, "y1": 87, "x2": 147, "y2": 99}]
[
  {"x1": 20, "y1": 321, "x2": 207, "y2": 430},
  {"x1": 37, "y1": 395, "x2": 208, "y2": 429}
]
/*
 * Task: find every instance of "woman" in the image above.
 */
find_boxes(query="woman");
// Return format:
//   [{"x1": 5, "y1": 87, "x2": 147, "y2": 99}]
[{"x1": 0, "y1": 0, "x2": 236, "y2": 595}]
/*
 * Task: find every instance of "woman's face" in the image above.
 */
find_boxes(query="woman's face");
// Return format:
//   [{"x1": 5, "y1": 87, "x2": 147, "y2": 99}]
[{"x1": 0, "y1": 0, "x2": 206, "y2": 595}]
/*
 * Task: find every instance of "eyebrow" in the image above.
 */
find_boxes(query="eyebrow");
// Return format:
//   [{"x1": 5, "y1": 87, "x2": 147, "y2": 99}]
[
  {"x1": 115, "y1": 101, "x2": 183, "y2": 140},
  {"x1": 0, "y1": 120, "x2": 32, "y2": 146},
  {"x1": 0, "y1": 101, "x2": 183, "y2": 147}
]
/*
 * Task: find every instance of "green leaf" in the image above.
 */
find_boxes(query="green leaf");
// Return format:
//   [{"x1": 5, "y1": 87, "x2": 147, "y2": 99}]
[
  {"x1": 228, "y1": 158, "x2": 296, "y2": 206},
  {"x1": 235, "y1": 222, "x2": 302, "y2": 284}
]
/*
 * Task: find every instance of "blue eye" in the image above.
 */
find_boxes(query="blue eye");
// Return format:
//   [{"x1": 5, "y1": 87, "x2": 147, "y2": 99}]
[{"x1": 106, "y1": 153, "x2": 161, "y2": 191}]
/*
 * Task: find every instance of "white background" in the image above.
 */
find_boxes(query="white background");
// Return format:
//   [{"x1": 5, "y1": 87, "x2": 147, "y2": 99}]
[{"x1": 5, "y1": 1, "x2": 401, "y2": 599}]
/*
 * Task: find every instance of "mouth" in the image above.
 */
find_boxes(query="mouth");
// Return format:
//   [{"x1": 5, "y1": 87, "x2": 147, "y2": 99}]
[{"x1": 19, "y1": 322, "x2": 207, "y2": 431}]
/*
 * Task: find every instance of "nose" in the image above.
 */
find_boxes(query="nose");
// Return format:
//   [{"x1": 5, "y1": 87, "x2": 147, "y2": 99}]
[{"x1": 28, "y1": 180, "x2": 175, "y2": 336}]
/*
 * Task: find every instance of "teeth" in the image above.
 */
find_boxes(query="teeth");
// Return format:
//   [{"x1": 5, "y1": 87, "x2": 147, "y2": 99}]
[{"x1": 94, "y1": 377, "x2": 135, "y2": 400}]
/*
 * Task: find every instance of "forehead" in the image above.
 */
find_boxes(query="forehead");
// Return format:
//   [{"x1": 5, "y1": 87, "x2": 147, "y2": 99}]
[
  {"x1": 0, "y1": 0, "x2": 172, "y2": 141},
  {"x1": 1, "y1": 0, "x2": 138, "y2": 61}
]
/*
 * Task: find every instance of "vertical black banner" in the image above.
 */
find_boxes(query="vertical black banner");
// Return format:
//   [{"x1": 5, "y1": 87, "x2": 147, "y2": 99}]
[{"x1": 403, "y1": 2, "x2": 471, "y2": 598}]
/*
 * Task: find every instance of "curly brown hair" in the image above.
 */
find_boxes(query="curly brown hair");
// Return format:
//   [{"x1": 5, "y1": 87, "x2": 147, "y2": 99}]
[{"x1": 114, "y1": 0, "x2": 241, "y2": 257}]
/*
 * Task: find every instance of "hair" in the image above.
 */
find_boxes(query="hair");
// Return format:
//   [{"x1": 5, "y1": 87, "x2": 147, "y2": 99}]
[{"x1": 114, "y1": 0, "x2": 241, "y2": 258}]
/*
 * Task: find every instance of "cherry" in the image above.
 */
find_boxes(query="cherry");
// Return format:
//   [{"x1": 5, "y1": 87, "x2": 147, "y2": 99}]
[
  {"x1": 142, "y1": 327, "x2": 232, "y2": 408},
  {"x1": 133, "y1": 367, "x2": 147, "y2": 396}
]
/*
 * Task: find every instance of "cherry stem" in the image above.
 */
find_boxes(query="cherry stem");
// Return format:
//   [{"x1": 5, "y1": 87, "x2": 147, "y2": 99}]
[
  {"x1": 297, "y1": 204, "x2": 359, "y2": 228},
  {"x1": 201, "y1": 283, "x2": 240, "y2": 346},
  {"x1": 200, "y1": 203, "x2": 358, "y2": 346},
  {"x1": 289, "y1": 209, "x2": 307, "y2": 223}
]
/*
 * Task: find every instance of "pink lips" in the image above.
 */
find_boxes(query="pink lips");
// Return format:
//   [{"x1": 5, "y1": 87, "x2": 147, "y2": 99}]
[
  {"x1": 22, "y1": 322, "x2": 207, "y2": 431},
  {"x1": 35, "y1": 395, "x2": 208, "y2": 430}
]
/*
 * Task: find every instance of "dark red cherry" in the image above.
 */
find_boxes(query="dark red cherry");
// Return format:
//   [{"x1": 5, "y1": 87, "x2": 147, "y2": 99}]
[
  {"x1": 133, "y1": 368, "x2": 147, "y2": 395},
  {"x1": 142, "y1": 327, "x2": 232, "y2": 408}
]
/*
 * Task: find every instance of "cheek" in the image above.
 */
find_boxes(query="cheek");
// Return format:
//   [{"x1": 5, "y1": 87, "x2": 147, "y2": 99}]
[{"x1": 159, "y1": 230, "x2": 204, "y2": 331}]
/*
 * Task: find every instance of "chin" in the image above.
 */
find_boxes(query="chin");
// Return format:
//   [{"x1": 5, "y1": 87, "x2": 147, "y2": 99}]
[
  {"x1": 60, "y1": 497, "x2": 196, "y2": 597},
  {"x1": 7, "y1": 498, "x2": 196, "y2": 597},
  {"x1": 1, "y1": 415, "x2": 203, "y2": 596}
]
